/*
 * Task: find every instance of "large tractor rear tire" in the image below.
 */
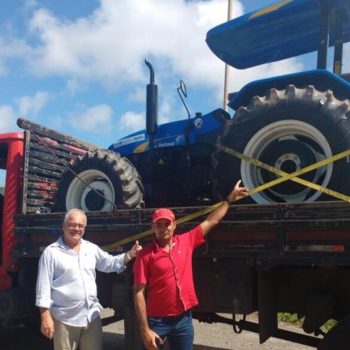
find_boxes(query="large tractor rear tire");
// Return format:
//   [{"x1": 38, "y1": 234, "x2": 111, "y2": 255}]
[
  {"x1": 213, "y1": 85, "x2": 350, "y2": 203},
  {"x1": 54, "y1": 149, "x2": 144, "y2": 212}
]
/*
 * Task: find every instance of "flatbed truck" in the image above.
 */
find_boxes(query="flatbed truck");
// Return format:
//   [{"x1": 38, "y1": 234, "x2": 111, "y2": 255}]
[
  {"x1": 0, "y1": 117, "x2": 349, "y2": 349},
  {"x1": 1, "y1": 1, "x2": 350, "y2": 349}
]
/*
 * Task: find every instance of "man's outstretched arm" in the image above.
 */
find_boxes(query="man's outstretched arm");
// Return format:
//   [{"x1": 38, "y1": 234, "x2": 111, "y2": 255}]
[{"x1": 200, "y1": 179, "x2": 247, "y2": 237}]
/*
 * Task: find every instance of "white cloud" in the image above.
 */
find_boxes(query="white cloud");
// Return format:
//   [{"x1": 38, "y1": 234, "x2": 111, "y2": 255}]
[
  {"x1": 24, "y1": 0, "x2": 246, "y2": 90},
  {"x1": 0, "y1": 36, "x2": 32, "y2": 76},
  {"x1": 120, "y1": 111, "x2": 145, "y2": 133},
  {"x1": 158, "y1": 94, "x2": 177, "y2": 124},
  {"x1": 65, "y1": 78, "x2": 82, "y2": 97},
  {"x1": 128, "y1": 86, "x2": 146, "y2": 104},
  {"x1": 0, "y1": 91, "x2": 50, "y2": 133},
  {"x1": 0, "y1": 0, "x2": 303, "y2": 103},
  {"x1": 24, "y1": 0, "x2": 39, "y2": 11},
  {"x1": 342, "y1": 44, "x2": 350, "y2": 73},
  {"x1": 16, "y1": 91, "x2": 50, "y2": 116},
  {"x1": 0, "y1": 105, "x2": 17, "y2": 131},
  {"x1": 227, "y1": 58, "x2": 304, "y2": 94},
  {"x1": 0, "y1": 0, "x2": 306, "y2": 137},
  {"x1": 69, "y1": 104, "x2": 113, "y2": 134},
  {"x1": 119, "y1": 95, "x2": 185, "y2": 134}
]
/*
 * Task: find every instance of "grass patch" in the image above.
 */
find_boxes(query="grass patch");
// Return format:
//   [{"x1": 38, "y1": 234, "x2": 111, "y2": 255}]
[{"x1": 278, "y1": 313, "x2": 337, "y2": 331}]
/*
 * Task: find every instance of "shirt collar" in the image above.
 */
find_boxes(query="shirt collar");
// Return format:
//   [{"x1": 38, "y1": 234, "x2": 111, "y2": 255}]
[
  {"x1": 152, "y1": 236, "x2": 176, "y2": 252},
  {"x1": 56, "y1": 236, "x2": 85, "y2": 251}
]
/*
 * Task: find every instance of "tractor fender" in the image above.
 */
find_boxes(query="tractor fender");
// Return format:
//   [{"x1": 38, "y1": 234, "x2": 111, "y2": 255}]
[{"x1": 229, "y1": 69, "x2": 350, "y2": 111}]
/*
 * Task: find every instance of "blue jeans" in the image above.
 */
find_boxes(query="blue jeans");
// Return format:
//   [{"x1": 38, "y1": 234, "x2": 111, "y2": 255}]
[{"x1": 145, "y1": 310, "x2": 194, "y2": 350}]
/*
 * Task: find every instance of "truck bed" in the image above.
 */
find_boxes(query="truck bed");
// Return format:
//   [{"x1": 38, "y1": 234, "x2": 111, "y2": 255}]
[{"x1": 14, "y1": 200, "x2": 350, "y2": 267}]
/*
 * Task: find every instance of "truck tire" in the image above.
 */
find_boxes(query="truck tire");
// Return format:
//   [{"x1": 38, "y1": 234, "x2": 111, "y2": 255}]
[
  {"x1": 54, "y1": 149, "x2": 144, "y2": 212},
  {"x1": 213, "y1": 85, "x2": 350, "y2": 203}
]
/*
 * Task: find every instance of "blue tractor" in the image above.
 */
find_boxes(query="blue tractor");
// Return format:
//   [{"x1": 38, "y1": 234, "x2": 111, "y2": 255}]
[
  {"x1": 109, "y1": 60, "x2": 231, "y2": 207},
  {"x1": 56, "y1": 0, "x2": 350, "y2": 211}
]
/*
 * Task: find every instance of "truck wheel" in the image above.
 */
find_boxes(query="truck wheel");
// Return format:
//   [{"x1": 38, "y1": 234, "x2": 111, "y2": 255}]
[
  {"x1": 213, "y1": 85, "x2": 350, "y2": 203},
  {"x1": 318, "y1": 316, "x2": 350, "y2": 350},
  {"x1": 54, "y1": 150, "x2": 144, "y2": 211}
]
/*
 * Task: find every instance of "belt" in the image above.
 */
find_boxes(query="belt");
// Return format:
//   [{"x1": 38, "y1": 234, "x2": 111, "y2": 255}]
[{"x1": 149, "y1": 310, "x2": 191, "y2": 320}]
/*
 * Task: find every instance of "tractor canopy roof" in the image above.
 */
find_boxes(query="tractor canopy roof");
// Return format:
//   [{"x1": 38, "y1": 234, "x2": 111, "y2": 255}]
[{"x1": 206, "y1": 0, "x2": 350, "y2": 69}]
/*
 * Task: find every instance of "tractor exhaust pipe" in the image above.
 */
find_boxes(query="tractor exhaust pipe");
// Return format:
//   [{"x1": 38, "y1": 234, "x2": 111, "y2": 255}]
[{"x1": 145, "y1": 60, "x2": 158, "y2": 150}]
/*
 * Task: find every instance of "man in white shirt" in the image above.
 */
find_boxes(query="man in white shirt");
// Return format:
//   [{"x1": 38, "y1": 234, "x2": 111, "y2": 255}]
[{"x1": 36, "y1": 208, "x2": 141, "y2": 350}]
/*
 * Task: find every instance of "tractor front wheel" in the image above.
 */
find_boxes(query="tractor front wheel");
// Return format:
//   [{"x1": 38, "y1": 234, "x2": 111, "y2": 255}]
[{"x1": 54, "y1": 150, "x2": 144, "y2": 212}]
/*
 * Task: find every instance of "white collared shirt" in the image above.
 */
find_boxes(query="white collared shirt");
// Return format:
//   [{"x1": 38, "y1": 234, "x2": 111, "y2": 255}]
[{"x1": 36, "y1": 236, "x2": 126, "y2": 327}]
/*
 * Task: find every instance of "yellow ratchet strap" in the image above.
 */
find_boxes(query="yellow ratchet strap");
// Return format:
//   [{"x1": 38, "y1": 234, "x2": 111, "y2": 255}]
[
  {"x1": 219, "y1": 145, "x2": 350, "y2": 202},
  {"x1": 103, "y1": 146, "x2": 350, "y2": 251}
]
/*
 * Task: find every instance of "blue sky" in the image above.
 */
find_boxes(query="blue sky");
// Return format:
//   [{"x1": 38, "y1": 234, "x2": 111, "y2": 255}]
[{"x1": 0, "y1": 0, "x2": 349, "y2": 182}]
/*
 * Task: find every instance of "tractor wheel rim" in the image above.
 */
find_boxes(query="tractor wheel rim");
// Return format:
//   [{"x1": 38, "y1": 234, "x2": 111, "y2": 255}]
[
  {"x1": 66, "y1": 169, "x2": 115, "y2": 211},
  {"x1": 241, "y1": 119, "x2": 333, "y2": 203}
]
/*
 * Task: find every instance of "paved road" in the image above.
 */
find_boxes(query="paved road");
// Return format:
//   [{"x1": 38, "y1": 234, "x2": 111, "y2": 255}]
[{"x1": 1, "y1": 310, "x2": 318, "y2": 350}]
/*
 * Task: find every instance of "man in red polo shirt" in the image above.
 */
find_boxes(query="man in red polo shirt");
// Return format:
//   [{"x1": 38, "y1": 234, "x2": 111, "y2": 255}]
[{"x1": 133, "y1": 180, "x2": 248, "y2": 350}]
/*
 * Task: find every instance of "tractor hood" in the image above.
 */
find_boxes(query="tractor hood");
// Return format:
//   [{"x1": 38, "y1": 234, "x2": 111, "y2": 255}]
[
  {"x1": 206, "y1": 0, "x2": 350, "y2": 69},
  {"x1": 109, "y1": 109, "x2": 229, "y2": 156}
]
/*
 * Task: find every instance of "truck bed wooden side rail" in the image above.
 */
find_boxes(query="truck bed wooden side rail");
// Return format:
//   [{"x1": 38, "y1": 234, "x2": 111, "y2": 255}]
[
  {"x1": 14, "y1": 201, "x2": 350, "y2": 267},
  {"x1": 17, "y1": 118, "x2": 101, "y2": 214}
]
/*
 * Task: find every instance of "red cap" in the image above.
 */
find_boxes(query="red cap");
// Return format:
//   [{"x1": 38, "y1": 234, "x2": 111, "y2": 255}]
[{"x1": 152, "y1": 208, "x2": 175, "y2": 223}]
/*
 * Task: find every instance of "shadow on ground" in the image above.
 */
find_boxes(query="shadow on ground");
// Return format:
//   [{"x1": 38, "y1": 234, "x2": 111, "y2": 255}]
[
  {"x1": 104, "y1": 331, "x2": 232, "y2": 350},
  {"x1": 1, "y1": 327, "x2": 231, "y2": 350},
  {"x1": 1, "y1": 328, "x2": 125, "y2": 350},
  {"x1": 0, "y1": 326, "x2": 51, "y2": 350},
  {"x1": 194, "y1": 346, "x2": 230, "y2": 350}
]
